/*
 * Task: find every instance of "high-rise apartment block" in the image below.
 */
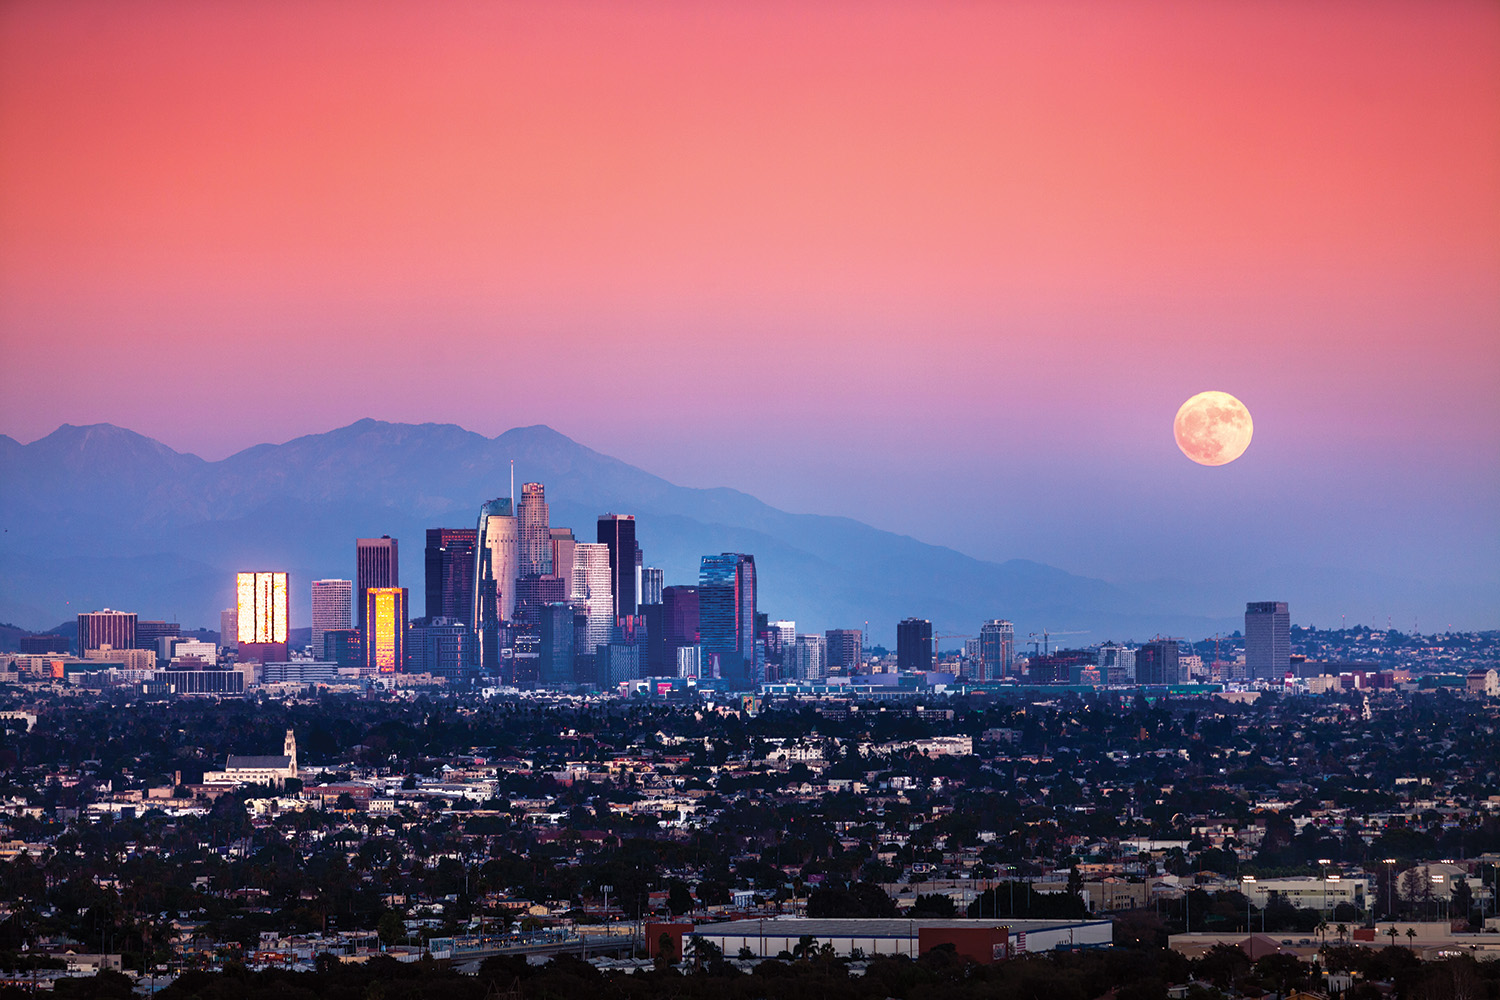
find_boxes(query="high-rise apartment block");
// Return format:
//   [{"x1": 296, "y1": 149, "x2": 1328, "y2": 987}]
[
  {"x1": 979, "y1": 619, "x2": 1015, "y2": 681},
  {"x1": 220, "y1": 608, "x2": 238, "y2": 650},
  {"x1": 1245, "y1": 601, "x2": 1290, "y2": 682},
  {"x1": 355, "y1": 536, "x2": 399, "y2": 629},
  {"x1": 310, "y1": 579, "x2": 352, "y2": 657},
  {"x1": 1136, "y1": 638, "x2": 1180, "y2": 685},
  {"x1": 897, "y1": 617, "x2": 934, "y2": 671},
  {"x1": 424, "y1": 528, "x2": 477, "y2": 622},
  {"x1": 597, "y1": 514, "x2": 638, "y2": 619},
  {"x1": 363, "y1": 586, "x2": 407, "y2": 674},
  {"x1": 77, "y1": 610, "x2": 137, "y2": 654},
  {"x1": 825, "y1": 629, "x2": 863, "y2": 672},
  {"x1": 788, "y1": 634, "x2": 826, "y2": 681},
  {"x1": 236, "y1": 571, "x2": 289, "y2": 663}
]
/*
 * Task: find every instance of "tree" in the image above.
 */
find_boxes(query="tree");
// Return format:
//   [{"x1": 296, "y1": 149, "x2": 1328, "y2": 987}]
[
  {"x1": 378, "y1": 911, "x2": 404, "y2": 945},
  {"x1": 666, "y1": 880, "x2": 695, "y2": 916}
]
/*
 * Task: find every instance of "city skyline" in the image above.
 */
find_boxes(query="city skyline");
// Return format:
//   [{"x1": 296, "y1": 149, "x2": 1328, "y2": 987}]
[{"x1": 1, "y1": 1, "x2": 1495, "y2": 633}]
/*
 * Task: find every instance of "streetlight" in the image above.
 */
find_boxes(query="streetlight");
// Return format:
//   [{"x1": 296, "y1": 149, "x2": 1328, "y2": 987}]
[
  {"x1": 1242, "y1": 876, "x2": 1256, "y2": 933},
  {"x1": 1431, "y1": 875, "x2": 1445, "y2": 923},
  {"x1": 1384, "y1": 859, "x2": 1397, "y2": 919},
  {"x1": 1319, "y1": 860, "x2": 1332, "y2": 917}
]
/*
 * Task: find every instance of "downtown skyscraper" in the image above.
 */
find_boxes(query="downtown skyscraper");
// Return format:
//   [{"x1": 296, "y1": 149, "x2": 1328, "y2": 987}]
[
  {"x1": 1245, "y1": 601, "x2": 1291, "y2": 682},
  {"x1": 355, "y1": 536, "x2": 399, "y2": 630},
  {"x1": 699, "y1": 553, "x2": 757, "y2": 684},
  {"x1": 596, "y1": 514, "x2": 638, "y2": 619},
  {"x1": 517, "y1": 483, "x2": 552, "y2": 576},
  {"x1": 310, "y1": 579, "x2": 352, "y2": 658},
  {"x1": 425, "y1": 528, "x2": 477, "y2": 622}
]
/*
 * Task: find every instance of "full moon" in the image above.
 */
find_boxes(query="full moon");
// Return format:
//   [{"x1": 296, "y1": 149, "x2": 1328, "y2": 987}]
[{"x1": 1173, "y1": 391, "x2": 1253, "y2": 466}]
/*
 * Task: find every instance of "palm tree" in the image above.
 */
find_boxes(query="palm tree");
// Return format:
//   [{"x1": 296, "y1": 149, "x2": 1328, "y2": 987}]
[
  {"x1": 1336, "y1": 923, "x2": 1348, "y2": 944},
  {"x1": 1315, "y1": 919, "x2": 1328, "y2": 945},
  {"x1": 1386, "y1": 925, "x2": 1399, "y2": 946},
  {"x1": 1405, "y1": 927, "x2": 1417, "y2": 948}
]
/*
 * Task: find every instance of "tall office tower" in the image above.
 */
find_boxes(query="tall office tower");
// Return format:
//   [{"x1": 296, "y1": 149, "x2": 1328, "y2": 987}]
[
  {"x1": 77, "y1": 610, "x2": 137, "y2": 654},
  {"x1": 596, "y1": 514, "x2": 638, "y2": 619},
  {"x1": 310, "y1": 579, "x2": 352, "y2": 657},
  {"x1": 1097, "y1": 643, "x2": 1135, "y2": 685},
  {"x1": 571, "y1": 542, "x2": 614, "y2": 653},
  {"x1": 699, "y1": 553, "x2": 757, "y2": 685},
  {"x1": 363, "y1": 587, "x2": 407, "y2": 674},
  {"x1": 220, "y1": 609, "x2": 238, "y2": 650},
  {"x1": 539, "y1": 602, "x2": 577, "y2": 687},
  {"x1": 825, "y1": 629, "x2": 863, "y2": 672},
  {"x1": 550, "y1": 528, "x2": 576, "y2": 594},
  {"x1": 897, "y1": 618, "x2": 934, "y2": 671},
  {"x1": 789, "y1": 634, "x2": 826, "y2": 681},
  {"x1": 473, "y1": 498, "x2": 518, "y2": 671},
  {"x1": 236, "y1": 571, "x2": 289, "y2": 663},
  {"x1": 424, "y1": 528, "x2": 477, "y2": 621},
  {"x1": 640, "y1": 567, "x2": 663, "y2": 607},
  {"x1": 979, "y1": 619, "x2": 1015, "y2": 681},
  {"x1": 516, "y1": 483, "x2": 552, "y2": 576},
  {"x1": 1135, "y1": 638, "x2": 1180, "y2": 685},
  {"x1": 1245, "y1": 601, "x2": 1291, "y2": 682},
  {"x1": 355, "y1": 536, "x2": 399, "y2": 630},
  {"x1": 513, "y1": 574, "x2": 568, "y2": 630},
  {"x1": 134, "y1": 620, "x2": 179, "y2": 652}
]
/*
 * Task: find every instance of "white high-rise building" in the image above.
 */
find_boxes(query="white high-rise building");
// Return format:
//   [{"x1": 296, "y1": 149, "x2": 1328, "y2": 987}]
[
  {"x1": 517, "y1": 483, "x2": 552, "y2": 577},
  {"x1": 789, "y1": 633, "x2": 826, "y2": 681},
  {"x1": 571, "y1": 542, "x2": 614, "y2": 653},
  {"x1": 310, "y1": 579, "x2": 352, "y2": 657},
  {"x1": 475, "y1": 499, "x2": 519, "y2": 624}
]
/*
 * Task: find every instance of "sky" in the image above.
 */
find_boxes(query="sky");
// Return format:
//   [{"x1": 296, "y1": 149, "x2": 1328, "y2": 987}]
[{"x1": 2, "y1": 0, "x2": 1498, "y2": 627}]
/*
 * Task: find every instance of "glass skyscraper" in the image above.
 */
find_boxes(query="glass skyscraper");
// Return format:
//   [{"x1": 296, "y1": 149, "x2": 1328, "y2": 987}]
[
  {"x1": 699, "y1": 553, "x2": 757, "y2": 685},
  {"x1": 517, "y1": 483, "x2": 552, "y2": 576},
  {"x1": 597, "y1": 514, "x2": 638, "y2": 619},
  {"x1": 425, "y1": 528, "x2": 477, "y2": 622},
  {"x1": 1245, "y1": 601, "x2": 1290, "y2": 682}
]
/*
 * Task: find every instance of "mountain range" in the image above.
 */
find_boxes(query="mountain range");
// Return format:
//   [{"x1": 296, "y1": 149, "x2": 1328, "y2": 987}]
[{"x1": 0, "y1": 419, "x2": 1240, "y2": 645}]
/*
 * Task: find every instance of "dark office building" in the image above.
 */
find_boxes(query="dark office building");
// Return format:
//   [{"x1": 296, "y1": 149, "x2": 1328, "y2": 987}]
[
  {"x1": 896, "y1": 618, "x2": 934, "y2": 671},
  {"x1": 662, "y1": 586, "x2": 700, "y2": 648},
  {"x1": 1136, "y1": 638, "x2": 1181, "y2": 685},
  {"x1": 322, "y1": 628, "x2": 362, "y2": 668},
  {"x1": 514, "y1": 574, "x2": 568, "y2": 630},
  {"x1": 19, "y1": 634, "x2": 68, "y2": 654},
  {"x1": 407, "y1": 617, "x2": 473, "y2": 682},
  {"x1": 356, "y1": 536, "x2": 399, "y2": 629},
  {"x1": 539, "y1": 602, "x2": 576, "y2": 687},
  {"x1": 699, "y1": 555, "x2": 757, "y2": 685},
  {"x1": 134, "y1": 620, "x2": 180, "y2": 651},
  {"x1": 640, "y1": 601, "x2": 668, "y2": 676},
  {"x1": 1245, "y1": 601, "x2": 1291, "y2": 682},
  {"x1": 596, "y1": 514, "x2": 638, "y2": 620},
  {"x1": 425, "y1": 528, "x2": 477, "y2": 622}
]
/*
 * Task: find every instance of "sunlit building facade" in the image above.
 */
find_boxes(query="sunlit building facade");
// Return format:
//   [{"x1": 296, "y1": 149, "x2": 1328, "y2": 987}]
[
  {"x1": 363, "y1": 586, "x2": 407, "y2": 674},
  {"x1": 236, "y1": 571, "x2": 289, "y2": 663}
]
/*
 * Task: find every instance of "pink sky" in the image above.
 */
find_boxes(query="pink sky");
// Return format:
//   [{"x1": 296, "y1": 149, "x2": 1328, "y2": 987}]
[{"x1": 2, "y1": 0, "x2": 1497, "y2": 622}]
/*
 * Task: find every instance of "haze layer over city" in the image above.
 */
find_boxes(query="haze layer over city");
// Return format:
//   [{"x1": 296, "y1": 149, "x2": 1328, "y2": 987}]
[{"x1": 0, "y1": 2, "x2": 1497, "y2": 999}]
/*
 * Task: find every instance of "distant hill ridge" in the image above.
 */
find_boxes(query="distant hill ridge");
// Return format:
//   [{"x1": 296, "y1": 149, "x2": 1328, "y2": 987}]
[{"x1": 0, "y1": 419, "x2": 1234, "y2": 642}]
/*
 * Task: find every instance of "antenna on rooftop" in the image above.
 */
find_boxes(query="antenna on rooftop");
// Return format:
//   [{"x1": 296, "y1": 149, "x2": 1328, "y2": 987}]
[{"x1": 510, "y1": 460, "x2": 515, "y2": 502}]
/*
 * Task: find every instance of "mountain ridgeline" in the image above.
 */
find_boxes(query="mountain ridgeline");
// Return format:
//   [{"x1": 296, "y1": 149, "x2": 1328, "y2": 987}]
[{"x1": 0, "y1": 420, "x2": 1231, "y2": 642}]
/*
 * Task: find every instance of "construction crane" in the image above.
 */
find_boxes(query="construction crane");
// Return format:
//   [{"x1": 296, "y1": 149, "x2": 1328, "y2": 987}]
[{"x1": 1026, "y1": 628, "x2": 1089, "y2": 657}]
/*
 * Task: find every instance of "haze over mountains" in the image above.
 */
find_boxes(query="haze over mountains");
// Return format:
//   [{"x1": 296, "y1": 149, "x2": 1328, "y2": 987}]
[{"x1": 0, "y1": 419, "x2": 1240, "y2": 644}]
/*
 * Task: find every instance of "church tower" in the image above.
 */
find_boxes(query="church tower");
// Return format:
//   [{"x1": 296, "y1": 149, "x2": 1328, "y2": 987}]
[{"x1": 284, "y1": 729, "x2": 298, "y2": 775}]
